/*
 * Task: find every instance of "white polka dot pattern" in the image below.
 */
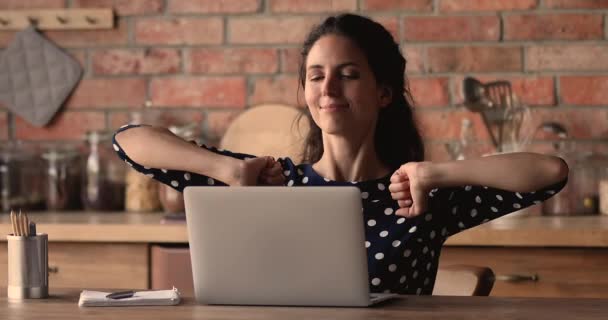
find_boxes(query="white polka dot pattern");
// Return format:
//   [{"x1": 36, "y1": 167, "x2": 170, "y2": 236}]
[{"x1": 111, "y1": 124, "x2": 568, "y2": 296}]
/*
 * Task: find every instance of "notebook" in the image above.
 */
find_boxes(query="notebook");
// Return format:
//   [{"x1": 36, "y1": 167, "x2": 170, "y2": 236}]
[
  {"x1": 78, "y1": 288, "x2": 181, "y2": 307},
  {"x1": 183, "y1": 186, "x2": 398, "y2": 307}
]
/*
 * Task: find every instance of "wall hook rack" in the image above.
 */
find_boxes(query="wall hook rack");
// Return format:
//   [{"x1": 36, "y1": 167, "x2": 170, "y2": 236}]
[{"x1": 0, "y1": 9, "x2": 113, "y2": 30}]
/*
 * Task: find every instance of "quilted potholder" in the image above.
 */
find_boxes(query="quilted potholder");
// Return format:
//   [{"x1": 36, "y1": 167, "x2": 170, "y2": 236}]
[{"x1": 0, "y1": 26, "x2": 82, "y2": 127}]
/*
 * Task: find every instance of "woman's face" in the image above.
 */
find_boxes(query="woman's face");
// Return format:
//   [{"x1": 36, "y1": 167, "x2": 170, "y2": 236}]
[{"x1": 304, "y1": 35, "x2": 390, "y2": 138}]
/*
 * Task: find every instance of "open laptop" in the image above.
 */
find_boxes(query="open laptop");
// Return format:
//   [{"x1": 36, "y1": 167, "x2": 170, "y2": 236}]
[{"x1": 183, "y1": 186, "x2": 398, "y2": 307}]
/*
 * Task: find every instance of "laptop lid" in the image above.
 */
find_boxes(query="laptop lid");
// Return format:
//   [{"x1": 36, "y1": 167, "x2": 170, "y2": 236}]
[{"x1": 183, "y1": 186, "x2": 372, "y2": 306}]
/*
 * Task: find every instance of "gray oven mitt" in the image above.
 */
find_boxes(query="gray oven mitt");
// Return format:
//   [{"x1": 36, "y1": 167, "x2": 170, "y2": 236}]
[{"x1": 0, "y1": 26, "x2": 82, "y2": 127}]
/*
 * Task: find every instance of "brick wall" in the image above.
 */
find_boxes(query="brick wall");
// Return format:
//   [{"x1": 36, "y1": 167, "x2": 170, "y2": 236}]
[{"x1": 1, "y1": 0, "x2": 607, "y2": 160}]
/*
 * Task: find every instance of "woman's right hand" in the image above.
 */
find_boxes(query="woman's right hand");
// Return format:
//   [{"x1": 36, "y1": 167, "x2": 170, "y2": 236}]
[{"x1": 231, "y1": 157, "x2": 285, "y2": 186}]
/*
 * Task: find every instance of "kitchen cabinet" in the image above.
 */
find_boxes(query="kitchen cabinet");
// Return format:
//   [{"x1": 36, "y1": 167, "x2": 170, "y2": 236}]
[
  {"x1": 0, "y1": 242, "x2": 148, "y2": 289},
  {"x1": 1, "y1": 212, "x2": 608, "y2": 297},
  {"x1": 439, "y1": 247, "x2": 608, "y2": 298}
]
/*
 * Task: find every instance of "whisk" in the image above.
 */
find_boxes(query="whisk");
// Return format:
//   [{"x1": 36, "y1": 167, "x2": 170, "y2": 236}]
[{"x1": 463, "y1": 77, "x2": 515, "y2": 152}]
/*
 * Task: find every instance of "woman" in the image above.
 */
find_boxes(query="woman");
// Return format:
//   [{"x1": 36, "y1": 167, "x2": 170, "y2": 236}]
[{"x1": 113, "y1": 14, "x2": 568, "y2": 295}]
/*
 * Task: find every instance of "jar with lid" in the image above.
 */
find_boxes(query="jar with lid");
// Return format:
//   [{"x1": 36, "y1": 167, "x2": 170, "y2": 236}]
[
  {"x1": 42, "y1": 144, "x2": 82, "y2": 211},
  {"x1": 0, "y1": 142, "x2": 45, "y2": 212},
  {"x1": 124, "y1": 111, "x2": 161, "y2": 213},
  {"x1": 570, "y1": 153, "x2": 600, "y2": 215},
  {"x1": 125, "y1": 164, "x2": 161, "y2": 213},
  {"x1": 598, "y1": 165, "x2": 608, "y2": 215},
  {"x1": 81, "y1": 131, "x2": 126, "y2": 211},
  {"x1": 158, "y1": 123, "x2": 199, "y2": 214},
  {"x1": 542, "y1": 141, "x2": 575, "y2": 216}
]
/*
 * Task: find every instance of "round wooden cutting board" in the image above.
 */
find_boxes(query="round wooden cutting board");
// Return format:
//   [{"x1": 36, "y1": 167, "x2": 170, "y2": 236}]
[{"x1": 219, "y1": 104, "x2": 310, "y2": 163}]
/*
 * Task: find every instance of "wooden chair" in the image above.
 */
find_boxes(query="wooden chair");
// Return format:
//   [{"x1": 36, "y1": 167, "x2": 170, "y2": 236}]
[
  {"x1": 433, "y1": 265, "x2": 495, "y2": 296},
  {"x1": 219, "y1": 104, "x2": 309, "y2": 162}
]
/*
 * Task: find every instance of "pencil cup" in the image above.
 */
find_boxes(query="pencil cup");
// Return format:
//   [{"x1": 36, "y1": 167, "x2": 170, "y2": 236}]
[{"x1": 7, "y1": 233, "x2": 48, "y2": 299}]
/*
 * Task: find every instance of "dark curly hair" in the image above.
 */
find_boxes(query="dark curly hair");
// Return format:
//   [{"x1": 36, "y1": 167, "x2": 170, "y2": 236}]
[{"x1": 298, "y1": 13, "x2": 424, "y2": 170}]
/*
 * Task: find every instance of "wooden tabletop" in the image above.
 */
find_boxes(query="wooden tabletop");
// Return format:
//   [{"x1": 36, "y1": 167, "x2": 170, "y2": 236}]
[
  {"x1": 1, "y1": 289, "x2": 607, "y2": 320},
  {"x1": 1, "y1": 212, "x2": 608, "y2": 247}
]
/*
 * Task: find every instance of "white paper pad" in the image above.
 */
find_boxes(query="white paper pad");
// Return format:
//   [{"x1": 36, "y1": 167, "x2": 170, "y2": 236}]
[{"x1": 78, "y1": 287, "x2": 181, "y2": 307}]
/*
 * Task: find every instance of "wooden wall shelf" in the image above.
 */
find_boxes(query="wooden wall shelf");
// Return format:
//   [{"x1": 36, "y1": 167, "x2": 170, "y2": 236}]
[{"x1": 0, "y1": 9, "x2": 113, "y2": 30}]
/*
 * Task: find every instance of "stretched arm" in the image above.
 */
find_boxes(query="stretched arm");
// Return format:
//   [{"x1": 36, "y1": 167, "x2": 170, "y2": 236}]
[
  {"x1": 114, "y1": 125, "x2": 284, "y2": 187},
  {"x1": 389, "y1": 152, "x2": 569, "y2": 217},
  {"x1": 422, "y1": 152, "x2": 568, "y2": 193}
]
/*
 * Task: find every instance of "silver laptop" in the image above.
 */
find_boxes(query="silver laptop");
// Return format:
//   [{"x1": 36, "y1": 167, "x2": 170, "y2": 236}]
[{"x1": 183, "y1": 186, "x2": 398, "y2": 307}]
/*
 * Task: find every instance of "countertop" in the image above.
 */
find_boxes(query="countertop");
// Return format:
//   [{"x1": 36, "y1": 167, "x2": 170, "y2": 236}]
[
  {"x1": 2, "y1": 288, "x2": 607, "y2": 320},
  {"x1": 1, "y1": 212, "x2": 608, "y2": 247}
]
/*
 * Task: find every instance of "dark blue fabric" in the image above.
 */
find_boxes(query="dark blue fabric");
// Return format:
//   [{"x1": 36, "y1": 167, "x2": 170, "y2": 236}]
[{"x1": 114, "y1": 124, "x2": 567, "y2": 295}]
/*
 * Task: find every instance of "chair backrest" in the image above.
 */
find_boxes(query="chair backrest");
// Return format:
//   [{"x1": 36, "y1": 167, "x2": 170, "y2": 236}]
[
  {"x1": 433, "y1": 265, "x2": 495, "y2": 296},
  {"x1": 220, "y1": 104, "x2": 309, "y2": 162}
]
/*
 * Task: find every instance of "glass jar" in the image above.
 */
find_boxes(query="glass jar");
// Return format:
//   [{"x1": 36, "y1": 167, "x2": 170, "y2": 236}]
[
  {"x1": 571, "y1": 154, "x2": 599, "y2": 215},
  {"x1": 42, "y1": 145, "x2": 82, "y2": 211},
  {"x1": 0, "y1": 143, "x2": 45, "y2": 212},
  {"x1": 158, "y1": 123, "x2": 199, "y2": 214},
  {"x1": 598, "y1": 166, "x2": 608, "y2": 215},
  {"x1": 125, "y1": 169, "x2": 161, "y2": 212},
  {"x1": 542, "y1": 181, "x2": 574, "y2": 216},
  {"x1": 542, "y1": 142, "x2": 575, "y2": 216},
  {"x1": 124, "y1": 111, "x2": 161, "y2": 213},
  {"x1": 81, "y1": 131, "x2": 126, "y2": 211}
]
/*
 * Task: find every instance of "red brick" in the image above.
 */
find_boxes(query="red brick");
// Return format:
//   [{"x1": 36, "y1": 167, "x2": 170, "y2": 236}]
[
  {"x1": 403, "y1": 16, "x2": 499, "y2": 42},
  {"x1": 415, "y1": 109, "x2": 493, "y2": 140},
  {"x1": 136, "y1": 18, "x2": 223, "y2": 45},
  {"x1": 250, "y1": 75, "x2": 304, "y2": 107},
  {"x1": 206, "y1": 111, "x2": 241, "y2": 143},
  {"x1": 270, "y1": 0, "x2": 356, "y2": 12},
  {"x1": 543, "y1": 0, "x2": 608, "y2": 9},
  {"x1": 408, "y1": 77, "x2": 450, "y2": 107},
  {"x1": 526, "y1": 45, "x2": 608, "y2": 72},
  {"x1": 363, "y1": 0, "x2": 433, "y2": 11},
  {"x1": 187, "y1": 48, "x2": 278, "y2": 74},
  {"x1": 109, "y1": 109, "x2": 205, "y2": 130},
  {"x1": 372, "y1": 16, "x2": 400, "y2": 41},
  {"x1": 439, "y1": 0, "x2": 537, "y2": 12},
  {"x1": 453, "y1": 76, "x2": 555, "y2": 106},
  {"x1": 109, "y1": 111, "x2": 138, "y2": 130},
  {"x1": 504, "y1": 14, "x2": 603, "y2": 41},
  {"x1": 0, "y1": 0, "x2": 64, "y2": 9},
  {"x1": 519, "y1": 108, "x2": 608, "y2": 139},
  {"x1": 92, "y1": 49, "x2": 181, "y2": 75},
  {"x1": 43, "y1": 19, "x2": 128, "y2": 48},
  {"x1": 0, "y1": 31, "x2": 14, "y2": 47},
  {"x1": 424, "y1": 141, "x2": 495, "y2": 161},
  {"x1": 67, "y1": 50, "x2": 87, "y2": 68},
  {"x1": 283, "y1": 44, "x2": 424, "y2": 74},
  {"x1": 404, "y1": 47, "x2": 425, "y2": 74},
  {"x1": 561, "y1": 76, "x2": 608, "y2": 106},
  {"x1": 229, "y1": 17, "x2": 320, "y2": 44},
  {"x1": 167, "y1": 0, "x2": 260, "y2": 13},
  {"x1": 73, "y1": 0, "x2": 163, "y2": 15},
  {"x1": 0, "y1": 112, "x2": 7, "y2": 140},
  {"x1": 424, "y1": 142, "x2": 451, "y2": 162},
  {"x1": 66, "y1": 78, "x2": 147, "y2": 108},
  {"x1": 278, "y1": 17, "x2": 400, "y2": 71},
  {"x1": 281, "y1": 47, "x2": 302, "y2": 73},
  {"x1": 428, "y1": 46, "x2": 522, "y2": 73},
  {"x1": 150, "y1": 77, "x2": 247, "y2": 108},
  {"x1": 14, "y1": 111, "x2": 106, "y2": 140}
]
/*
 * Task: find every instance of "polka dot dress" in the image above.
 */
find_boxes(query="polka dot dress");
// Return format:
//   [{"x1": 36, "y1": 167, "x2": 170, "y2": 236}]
[{"x1": 114, "y1": 124, "x2": 567, "y2": 295}]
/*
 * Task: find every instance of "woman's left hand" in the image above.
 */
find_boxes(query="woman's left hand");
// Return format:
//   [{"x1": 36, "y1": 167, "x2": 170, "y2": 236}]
[{"x1": 389, "y1": 162, "x2": 433, "y2": 218}]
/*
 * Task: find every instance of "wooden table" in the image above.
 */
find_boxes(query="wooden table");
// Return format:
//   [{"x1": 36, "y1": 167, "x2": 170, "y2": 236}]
[{"x1": 1, "y1": 289, "x2": 607, "y2": 320}]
